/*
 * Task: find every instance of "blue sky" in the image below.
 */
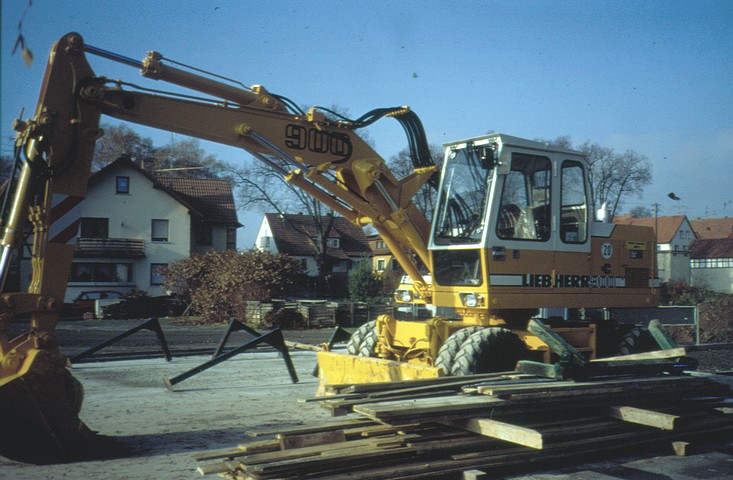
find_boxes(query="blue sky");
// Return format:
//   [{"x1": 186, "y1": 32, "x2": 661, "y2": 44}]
[{"x1": 2, "y1": 0, "x2": 732, "y2": 249}]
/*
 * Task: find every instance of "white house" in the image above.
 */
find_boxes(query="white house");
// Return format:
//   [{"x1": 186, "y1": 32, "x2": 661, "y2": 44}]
[
  {"x1": 61, "y1": 156, "x2": 240, "y2": 301},
  {"x1": 254, "y1": 213, "x2": 371, "y2": 297}
]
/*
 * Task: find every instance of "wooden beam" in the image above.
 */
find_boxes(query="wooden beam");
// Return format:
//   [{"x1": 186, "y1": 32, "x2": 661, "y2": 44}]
[
  {"x1": 449, "y1": 417, "x2": 544, "y2": 449},
  {"x1": 605, "y1": 405, "x2": 679, "y2": 430},
  {"x1": 593, "y1": 347, "x2": 688, "y2": 362}
]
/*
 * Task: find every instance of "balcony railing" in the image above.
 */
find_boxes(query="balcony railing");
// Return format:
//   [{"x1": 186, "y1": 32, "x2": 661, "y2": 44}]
[{"x1": 75, "y1": 238, "x2": 145, "y2": 258}]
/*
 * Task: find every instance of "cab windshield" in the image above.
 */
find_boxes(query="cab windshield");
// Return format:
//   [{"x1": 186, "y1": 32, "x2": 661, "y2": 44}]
[{"x1": 432, "y1": 145, "x2": 494, "y2": 245}]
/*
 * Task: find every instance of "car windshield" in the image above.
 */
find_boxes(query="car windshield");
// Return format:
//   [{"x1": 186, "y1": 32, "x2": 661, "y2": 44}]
[{"x1": 432, "y1": 145, "x2": 494, "y2": 245}]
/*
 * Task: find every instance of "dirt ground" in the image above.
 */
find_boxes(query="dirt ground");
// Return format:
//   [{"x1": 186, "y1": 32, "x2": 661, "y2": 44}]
[
  {"x1": 1, "y1": 315, "x2": 732, "y2": 479},
  {"x1": 1, "y1": 349, "x2": 732, "y2": 480},
  {"x1": 0, "y1": 351, "x2": 334, "y2": 479}
]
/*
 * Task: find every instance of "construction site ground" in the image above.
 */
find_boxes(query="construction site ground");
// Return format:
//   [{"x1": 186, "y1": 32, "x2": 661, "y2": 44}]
[{"x1": 1, "y1": 318, "x2": 732, "y2": 479}]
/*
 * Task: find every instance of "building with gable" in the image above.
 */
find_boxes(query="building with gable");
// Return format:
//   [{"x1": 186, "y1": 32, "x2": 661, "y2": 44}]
[
  {"x1": 254, "y1": 213, "x2": 371, "y2": 297},
  {"x1": 62, "y1": 156, "x2": 240, "y2": 301}
]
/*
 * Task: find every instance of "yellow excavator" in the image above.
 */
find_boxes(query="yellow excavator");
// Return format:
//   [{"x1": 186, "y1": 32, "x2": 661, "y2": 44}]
[{"x1": 1, "y1": 33, "x2": 658, "y2": 463}]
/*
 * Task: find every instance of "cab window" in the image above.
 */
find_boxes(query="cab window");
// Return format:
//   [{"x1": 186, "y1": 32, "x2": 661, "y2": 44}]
[
  {"x1": 560, "y1": 160, "x2": 588, "y2": 243},
  {"x1": 496, "y1": 153, "x2": 551, "y2": 241}
]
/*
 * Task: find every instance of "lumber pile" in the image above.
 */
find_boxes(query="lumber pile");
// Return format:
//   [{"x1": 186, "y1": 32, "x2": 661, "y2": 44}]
[
  {"x1": 194, "y1": 322, "x2": 732, "y2": 478},
  {"x1": 297, "y1": 300, "x2": 337, "y2": 327},
  {"x1": 195, "y1": 370, "x2": 733, "y2": 479}
]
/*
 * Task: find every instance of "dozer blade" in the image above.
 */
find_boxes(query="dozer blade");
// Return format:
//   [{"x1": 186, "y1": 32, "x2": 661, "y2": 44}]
[
  {"x1": 316, "y1": 351, "x2": 444, "y2": 394},
  {"x1": 0, "y1": 349, "x2": 123, "y2": 464}
]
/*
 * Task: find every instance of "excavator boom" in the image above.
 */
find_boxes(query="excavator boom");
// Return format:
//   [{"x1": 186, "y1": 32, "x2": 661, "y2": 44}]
[{"x1": 0, "y1": 32, "x2": 436, "y2": 462}]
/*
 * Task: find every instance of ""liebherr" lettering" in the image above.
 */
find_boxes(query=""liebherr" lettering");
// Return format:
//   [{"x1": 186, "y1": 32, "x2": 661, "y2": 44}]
[{"x1": 522, "y1": 274, "x2": 622, "y2": 288}]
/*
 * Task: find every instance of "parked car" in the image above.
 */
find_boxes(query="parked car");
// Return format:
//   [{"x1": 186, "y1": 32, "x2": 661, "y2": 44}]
[
  {"x1": 102, "y1": 293, "x2": 188, "y2": 319},
  {"x1": 71, "y1": 290, "x2": 125, "y2": 319}
]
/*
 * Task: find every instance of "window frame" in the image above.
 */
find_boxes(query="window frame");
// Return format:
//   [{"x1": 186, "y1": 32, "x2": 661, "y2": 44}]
[
  {"x1": 116, "y1": 176, "x2": 130, "y2": 194},
  {"x1": 150, "y1": 263, "x2": 168, "y2": 286},
  {"x1": 151, "y1": 219, "x2": 170, "y2": 242}
]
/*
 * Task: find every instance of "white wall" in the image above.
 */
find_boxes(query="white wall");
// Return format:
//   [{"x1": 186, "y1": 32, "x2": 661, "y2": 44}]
[
  {"x1": 66, "y1": 166, "x2": 192, "y2": 301},
  {"x1": 692, "y1": 268, "x2": 733, "y2": 294},
  {"x1": 254, "y1": 217, "x2": 278, "y2": 253}
]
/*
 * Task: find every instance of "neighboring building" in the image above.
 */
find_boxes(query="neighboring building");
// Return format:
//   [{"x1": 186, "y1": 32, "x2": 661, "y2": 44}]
[
  {"x1": 614, "y1": 215, "x2": 694, "y2": 284},
  {"x1": 61, "y1": 156, "x2": 240, "y2": 301},
  {"x1": 689, "y1": 237, "x2": 733, "y2": 294},
  {"x1": 690, "y1": 217, "x2": 733, "y2": 240},
  {"x1": 368, "y1": 234, "x2": 403, "y2": 277},
  {"x1": 254, "y1": 213, "x2": 371, "y2": 297}
]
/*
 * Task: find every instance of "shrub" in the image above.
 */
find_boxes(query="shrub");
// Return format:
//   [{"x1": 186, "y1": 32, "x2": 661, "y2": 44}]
[
  {"x1": 163, "y1": 250, "x2": 302, "y2": 324},
  {"x1": 348, "y1": 259, "x2": 388, "y2": 303}
]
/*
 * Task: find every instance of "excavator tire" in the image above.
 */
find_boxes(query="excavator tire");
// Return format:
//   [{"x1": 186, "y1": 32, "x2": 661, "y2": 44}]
[
  {"x1": 345, "y1": 320, "x2": 378, "y2": 357},
  {"x1": 0, "y1": 349, "x2": 124, "y2": 464},
  {"x1": 434, "y1": 326, "x2": 483, "y2": 374},
  {"x1": 614, "y1": 326, "x2": 657, "y2": 356},
  {"x1": 450, "y1": 327, "x2": 527, "y2": 376}
]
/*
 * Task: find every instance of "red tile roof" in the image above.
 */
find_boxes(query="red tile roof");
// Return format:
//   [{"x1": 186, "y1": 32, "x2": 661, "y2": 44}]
[
  {"x1": 690, "y1": 218, "x2": 733, "y2": 240},
  {"x1": 265, "y1": 213, "x2": 370, "y2": 258},
  {"x1": 613, "y1": 215, "x2": 687, "y2": 244},
  {"x1": 690, "y1": 237, "x2": 733, "y2": 259},
  {"x1": 90, "y1": 157, "x2": 240, "y2": 225},
  {"x1": 154, "y1": 176, "x2": 239, "y2": 225}
]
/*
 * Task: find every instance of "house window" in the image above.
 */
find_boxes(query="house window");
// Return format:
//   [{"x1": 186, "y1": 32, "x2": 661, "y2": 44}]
[
  {"x1": 327, "y1": 238, "x2": 340, "y2": 248},
  {"x1": 150, "y1": 263, "x2": 167, "y2": 285},
  {"x1": 80, "y1": 217, "x2": 109, "y2": 239},
  {"x1": 70, "y1": 262, "x2": 132, "y2": 283},
  {"x1": 376, "y1": 258, "x2": 386, "y2": 272},
  {"x1": 116, "y1": 176, "x2": 130, "y2": 194},
  {"x1": 151, "y1": 219, "x2": 169, "y2": 242},
  {"x1": 194, "y1": 223, "x2": 213, "y2": 245}
]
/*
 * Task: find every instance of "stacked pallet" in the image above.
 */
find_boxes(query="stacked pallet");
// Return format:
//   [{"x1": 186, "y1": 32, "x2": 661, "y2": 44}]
[
  {"x1": 297, "y1": 300, "x2": 336, "y2": 327},
  {"x1": 194, "y1": 371, "x2": 733, "y2": 479}
]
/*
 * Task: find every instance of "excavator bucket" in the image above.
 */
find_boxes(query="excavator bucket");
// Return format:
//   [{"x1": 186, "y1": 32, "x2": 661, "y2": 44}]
[
  {"x1": 316, "y1": 351, "x2": 444, "y2": 394},
  {"x1": 0, "y1": 349, "x2": 122, "y2": 464}
]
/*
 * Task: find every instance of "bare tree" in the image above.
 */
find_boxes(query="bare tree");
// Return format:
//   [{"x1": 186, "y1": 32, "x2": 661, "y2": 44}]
[
  {"x1": 627, "y1": 205, "x2": 653, "y2": 218},
  {"x1": 579, "y1": 141, "x2": 652, "y2": 219},
  {"x1": 227, "y1": 157, "x2": 337, "y2": 288},
  {"x1": 539, "y1": 136, "x2": 652, "y2": 220},
  {"x1": 93, "y1": 124, "x2": 226, "y2": 178},
  {"x1": 93, "y1": 124, "x2": 154, "y2": 171},
  {"x1": 388, "y1": 143, "x2": 443, "y2": 220}
]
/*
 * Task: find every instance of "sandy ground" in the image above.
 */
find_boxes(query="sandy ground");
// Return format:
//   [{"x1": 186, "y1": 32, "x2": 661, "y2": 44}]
[
  {"x1": 0, "y1": 350, "x2": 333, "y2": 479},
  {"x1": 2, "y1": 318, "x2": 733, "y2": 479},
  {"x1": 1, "y1": 349, "x2": 732, "y2": 480}
]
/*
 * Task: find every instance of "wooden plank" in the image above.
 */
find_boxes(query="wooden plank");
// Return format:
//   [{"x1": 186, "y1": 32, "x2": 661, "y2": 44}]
[
  {"x1": 593, "y1": 347, "x2": 688, "y2": 362},
  {"x1": 449, "y1": 417, "x2": 544, "y2": 449},
  {"x1": 278, "y1": 429, "x2": 346, "y2": 450},
  {"x1": 245, "y1": 418, "x2": 375, "y2": 437},
  {"x1": 605, "y1": 405, "x2": 680, "y2": 430},
  {"x1": 353, "y1": 394, "x2": 506, "y2": 420},
  {"x1": 463, "y1": 469, "x2": 488, "y2": 480},
  {"x1": 516, "y1": 360, "x2": 566, "y2": 379}
]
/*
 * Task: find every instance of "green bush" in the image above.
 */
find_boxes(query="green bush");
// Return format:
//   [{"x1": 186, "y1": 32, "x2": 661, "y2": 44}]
[
  {"x1": 163, "y1": 250, "x2": 302, "y2": 324},
  {"x1": 348, "y1": 259, "x2": 388, "y2": 303}
]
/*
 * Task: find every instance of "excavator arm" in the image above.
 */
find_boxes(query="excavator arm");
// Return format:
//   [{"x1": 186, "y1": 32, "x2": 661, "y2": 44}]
[{"x1": 0, "y1": 32, "x2": 434, "y2": 462}]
